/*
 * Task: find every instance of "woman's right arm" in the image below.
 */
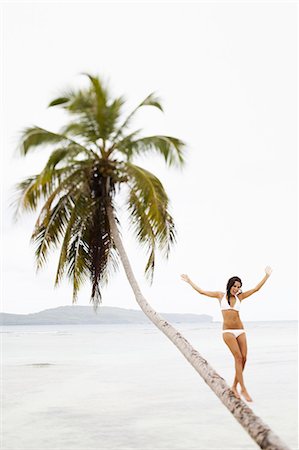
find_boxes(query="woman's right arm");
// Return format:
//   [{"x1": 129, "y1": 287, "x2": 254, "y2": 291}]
[{"x1": 180, "y1": 274, "x2": 224, "y2": 299}]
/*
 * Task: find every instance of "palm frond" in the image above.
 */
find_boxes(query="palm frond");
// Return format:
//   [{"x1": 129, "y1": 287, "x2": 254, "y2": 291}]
[
  {"x1": 119, "y1": 135, "x2": 186, "y2": 167},
  {"x1": 31, "y1": 194, "x2": 74, "y2": 271},
  {"x1": 49, "y1": 87, "x2": 93, "y2": 113},
  {"x1": 33, "y1": 166, "x2": 89, "y2": 230},
  {"x1": 49, "y1": 76, "x2": 123, "y2": 142},
  {"x1": 113, "y1": 92, "x2": 163, "y2": 141},
  {"x1": 29, "y1": 163, "x2": 94, "y2": 272},
  {"x1": 18, "y1": 126, "x2": 93, "y2": 157},
  {"x1": 55, "y1": 195, "x2": 94, "y2": 288},
  {"x1": 49, "y1": 84, "x2": 100, "y2": 141},
  {"x1": 85, "y1": 75, "x2": 125, "y2": 140},
  {"x1": 125, "y1": 162, "x2": 177, "y2": 279},
  {"x1": 83, "y1": 73, "x2": 108, "y2": 108},
  {"x1": 18, "y1": 126, "x2": 68, "y2": 156},
  {"x1": 66, "y1": 219, "x2": 91, "y2": 303},
  {"x1": 82, "y1": 74, "x2": 108, "y2": 140},
  {"x1": 107, "y1": 130, "x2": 141, "y2": 159},
  {"x1": 14, "y1": 158, "x2": 92, "y2": 220},
  {"x1": 58, "y1": 122, "x2": 96, "y2": 144},
  {"x1": 42, "y1": 144, "x2": 94, "y2": 169},
  {"x1": 48, "y1": 97, "x2": 70, "y2": 107},
  {"x1": 13, "y1": 175, "x2": 40, "y2": 219},
  {"x1": 127, "y1": 189, "x2": 156, "y2": 282},
  {"x1": 104, "y1": 96, "x2": 125, "y2": 138}
]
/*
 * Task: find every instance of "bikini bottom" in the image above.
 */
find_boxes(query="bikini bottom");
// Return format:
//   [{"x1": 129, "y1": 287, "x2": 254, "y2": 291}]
[{"x1": 222, "y1": 329, "x2": 245, "y2": 338}]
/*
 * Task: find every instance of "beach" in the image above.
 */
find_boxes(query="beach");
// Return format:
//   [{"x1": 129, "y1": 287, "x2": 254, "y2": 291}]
[{"x1": 2, "y1": 321, "x2": 297, "y2": 449}]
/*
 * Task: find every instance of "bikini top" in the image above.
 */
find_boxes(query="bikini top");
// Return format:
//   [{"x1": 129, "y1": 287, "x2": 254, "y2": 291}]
[{"x1": 220, "y1": 293, "x2": 241, "y2": 312}]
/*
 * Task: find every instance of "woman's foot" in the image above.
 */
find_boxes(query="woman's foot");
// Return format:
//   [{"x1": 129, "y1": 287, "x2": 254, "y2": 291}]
[
  {"x1": 241, "y1": 389, "x2": 253, "y2": 402},
  {"x1": 231, "y1": 386, "x2": 241, "y2": 399}
]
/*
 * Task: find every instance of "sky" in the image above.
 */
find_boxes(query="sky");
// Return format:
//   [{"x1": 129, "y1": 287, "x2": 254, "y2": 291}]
[{"x1": 1, "y1": 1, "x2": 298, "y2": 321}]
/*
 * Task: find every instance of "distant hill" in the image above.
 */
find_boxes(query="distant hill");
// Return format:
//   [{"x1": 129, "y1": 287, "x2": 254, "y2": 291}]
[{"x1": 0, "y1": 305, "x2": 213, "y2": 325}]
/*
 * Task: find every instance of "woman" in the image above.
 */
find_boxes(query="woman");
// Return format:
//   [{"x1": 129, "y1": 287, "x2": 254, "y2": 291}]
[{"x1": 180, "y1": 266, "x2": 272, "y2": 402}]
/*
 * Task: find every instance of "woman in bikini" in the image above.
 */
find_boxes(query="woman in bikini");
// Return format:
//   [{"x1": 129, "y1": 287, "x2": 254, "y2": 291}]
[{"x1": 180, "y1": 266, "x2": 272, "y2": 402}]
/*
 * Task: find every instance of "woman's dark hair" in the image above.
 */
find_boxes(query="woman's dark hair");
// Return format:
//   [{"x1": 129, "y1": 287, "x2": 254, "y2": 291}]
[{"x1": 226, "y1": 276, "x2": 242, "y2": 305}]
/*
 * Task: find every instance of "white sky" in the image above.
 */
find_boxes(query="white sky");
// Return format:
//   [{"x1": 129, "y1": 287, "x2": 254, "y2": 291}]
[{"x1": 1, "y1": 1, "x2": 298, "y2": 321}]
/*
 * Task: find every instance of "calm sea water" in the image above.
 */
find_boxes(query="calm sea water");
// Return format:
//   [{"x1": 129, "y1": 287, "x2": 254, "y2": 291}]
[{"x1": 1, "y1": 321, "x2": 298, "y2": 450}]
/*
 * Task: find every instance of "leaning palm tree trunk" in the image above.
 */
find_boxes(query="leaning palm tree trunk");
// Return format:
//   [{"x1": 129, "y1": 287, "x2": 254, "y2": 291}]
[{"x1": 107, "y1": 205, "x2": 290, "y2": 450}]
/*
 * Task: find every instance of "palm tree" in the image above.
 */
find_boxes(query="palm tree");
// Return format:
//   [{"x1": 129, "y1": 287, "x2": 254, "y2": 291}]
[{"x1": 14, "y1": 74, "x2": 290, "y2": 450}]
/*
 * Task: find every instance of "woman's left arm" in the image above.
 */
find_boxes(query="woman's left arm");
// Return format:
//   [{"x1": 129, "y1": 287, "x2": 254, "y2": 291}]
[{"x1": 239, "y1": 266, "x2": 272, "y2": 300}]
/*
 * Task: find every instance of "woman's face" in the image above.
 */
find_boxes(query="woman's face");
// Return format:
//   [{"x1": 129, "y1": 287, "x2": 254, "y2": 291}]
[{"x1": 230, "y1": 281, "x2": 242, "y2": 296}]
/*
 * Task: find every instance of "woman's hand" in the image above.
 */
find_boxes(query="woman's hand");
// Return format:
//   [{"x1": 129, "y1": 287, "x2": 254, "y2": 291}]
[
  {"x1": 181, "y1": 274, "x2": 191, "y2": 284},
  {"x1": 265, "y1": 266, "x2": 272, "y2": 276}
]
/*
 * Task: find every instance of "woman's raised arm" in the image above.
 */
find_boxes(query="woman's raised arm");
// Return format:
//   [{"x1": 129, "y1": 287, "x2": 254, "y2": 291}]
[
  {"x1": 181, "y1": 274, "x2": 224, "y2": 299},
  {"x1": 239, "y1": 266, "x2": 272, "y2": 300}
]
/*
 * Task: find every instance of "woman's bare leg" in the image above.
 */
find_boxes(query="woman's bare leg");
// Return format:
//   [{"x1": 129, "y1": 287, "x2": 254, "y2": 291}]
[
  {"x1": 223, "y1": 333, "x2": 252, "y2": 401},
  {"x1": 233, "y1": 333, "x2": 247, "y2": 389}
]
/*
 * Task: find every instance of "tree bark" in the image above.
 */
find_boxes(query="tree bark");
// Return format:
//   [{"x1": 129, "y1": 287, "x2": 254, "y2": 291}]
[{"x1": 107, "y1": 205, "x2": 290, "y2": 450}]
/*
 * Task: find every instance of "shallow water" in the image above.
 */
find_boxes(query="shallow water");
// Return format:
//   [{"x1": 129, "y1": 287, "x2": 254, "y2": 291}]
[{"x1": 1, "y1": 321, "x2": 297, "y2": 449}]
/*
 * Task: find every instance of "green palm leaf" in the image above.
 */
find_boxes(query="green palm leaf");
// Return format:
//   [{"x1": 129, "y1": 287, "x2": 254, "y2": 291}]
[
  {"x1": 18, "y1": 126, "x2": 93, "y2": 157},
  {"x1": 14, "y1": 158, "x2": 92, "y2": 220},
  {"x1": 113, "y1": 92, "x2": 163, "y2": 141},
  {"x1": 125, "y1": 162, "x2": 176, "y2": 280},
  {"x1": 118, "y1": 135, "x2": 186, "y2": 167},
  {"x1": 31, "y1": 194, "x2": 74, "y2": 270},
  {"x1": 55, "y1": 195, "x2": 94, "y2": 288},
  {"x1": 127, "y1": 189, "x2": 156, "y2": 282},
  {"x1": 66, "y1": 219, "x2": 91, "y2": 302},
  {"x1": 48, "y1": 97, "x2": 70, "y2": 107}
]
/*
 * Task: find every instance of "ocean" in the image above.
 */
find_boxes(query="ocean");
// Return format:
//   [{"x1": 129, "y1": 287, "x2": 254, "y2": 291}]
[{"x1": 1, "y1": 321, "x2": 297, "y2": 450}]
